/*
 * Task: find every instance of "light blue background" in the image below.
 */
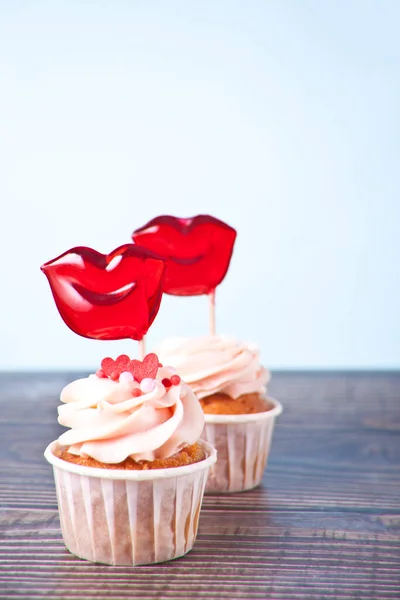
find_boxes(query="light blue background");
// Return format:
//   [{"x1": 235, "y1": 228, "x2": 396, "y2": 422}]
[{"x1": 0, "y1": 0, "x2": 399, "y2": 370}]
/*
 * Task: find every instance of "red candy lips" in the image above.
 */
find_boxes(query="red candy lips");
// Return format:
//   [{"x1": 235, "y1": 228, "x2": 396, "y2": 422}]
[
  {"x1": 41, "y1": 244, "x2": 166, "y2": 341},
  {"x1": 132, "y1": 215, "x2": 237, "y2": 295}
]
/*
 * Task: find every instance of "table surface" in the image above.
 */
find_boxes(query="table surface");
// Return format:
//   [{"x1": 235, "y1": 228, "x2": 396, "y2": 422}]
[{"x1": 1, "y1": 371, "x2": 399, "y2": 600}]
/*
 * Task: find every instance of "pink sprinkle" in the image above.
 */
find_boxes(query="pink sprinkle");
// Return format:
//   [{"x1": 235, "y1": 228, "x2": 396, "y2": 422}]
[
  {"x1": 140, "y1": 378, "x2": 156, "y2": 393},
  {"x1": 170, "y1": 375, "x2": 181, "y2": 386},
  {"x1": 119, "y1": 371, "x2": 134, "y2": 384}
]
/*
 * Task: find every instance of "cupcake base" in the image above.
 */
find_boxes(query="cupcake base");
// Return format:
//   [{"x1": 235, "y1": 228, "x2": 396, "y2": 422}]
[
  {"x1": 200, "y1": 392, "x2": 272, "y2": 415},
  {"x1": 201, "y1": 397, "x2": 282, "y2": 494},
  {"x1": 45, "y1": 439, "x2": 216, "y2": 565},
  {"x1": 54, "y1": 442, "x2": 206, "y2": 470}
]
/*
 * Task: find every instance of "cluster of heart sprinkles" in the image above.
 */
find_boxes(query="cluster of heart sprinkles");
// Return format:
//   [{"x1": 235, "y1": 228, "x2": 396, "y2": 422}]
[{"x1": 96, "y1": 352, "x2": 181, "y2": 395}]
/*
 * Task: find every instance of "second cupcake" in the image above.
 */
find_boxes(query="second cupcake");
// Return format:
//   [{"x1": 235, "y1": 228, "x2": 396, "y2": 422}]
[{"x1": 157, "y1": 335, "x2": 282, "y2": 493}]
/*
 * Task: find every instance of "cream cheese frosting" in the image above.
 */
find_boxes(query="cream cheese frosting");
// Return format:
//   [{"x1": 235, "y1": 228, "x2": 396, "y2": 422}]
[
  {"x1": 57, "y1": 365, "x2": 204, "y2": 464},
  {"x1": 156, "y1": 336, "x2": 270, "y2": 400}
]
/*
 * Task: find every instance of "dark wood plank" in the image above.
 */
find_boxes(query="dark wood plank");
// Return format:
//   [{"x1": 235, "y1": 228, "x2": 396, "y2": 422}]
[{"x1": 0, "y1": 371, "x2": 399, "y2": 599}]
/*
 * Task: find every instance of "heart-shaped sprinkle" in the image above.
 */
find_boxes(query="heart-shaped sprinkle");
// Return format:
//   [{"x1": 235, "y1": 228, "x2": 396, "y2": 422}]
[
  {"x1": 100, "y1": 352, "x2": 160, "y2": 382},
  {"x1": 128, "y1": 353, "x2": 159, "y2": 383},
  {"x1": 116, "y1": 354, "x2": 130, "y2": 371},
  {"x1": 101, "y1": 357, "x2": 117, "y2": 377}
]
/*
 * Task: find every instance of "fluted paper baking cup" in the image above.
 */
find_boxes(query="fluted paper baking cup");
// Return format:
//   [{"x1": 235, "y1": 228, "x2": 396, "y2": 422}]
[
  {"x1": 202, "y1": 397, "x2": 282, "y2": 493},
  {"x1": 44, "y1": 439, "x2": 216, "y2": 565}
]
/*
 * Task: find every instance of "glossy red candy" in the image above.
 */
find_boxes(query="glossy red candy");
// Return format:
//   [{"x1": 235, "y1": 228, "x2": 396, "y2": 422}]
[
  {"x1": 132, "y1": 215, "x2": 236, "y2": 295},
  {"x1": 41, "y1": 244, "x2": 165, "y2": 341}
]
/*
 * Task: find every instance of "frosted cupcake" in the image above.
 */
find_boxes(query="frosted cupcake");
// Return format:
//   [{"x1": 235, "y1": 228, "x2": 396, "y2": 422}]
[
  {"x1": 45, "y1": 354, "x2": 216, "y2": 565},
  {"x1": 157, "y1": 336, "x2": 282, "y2": 493},
  {"x1": 131, "y1": 215, "x2": 282, "y2": 492}
]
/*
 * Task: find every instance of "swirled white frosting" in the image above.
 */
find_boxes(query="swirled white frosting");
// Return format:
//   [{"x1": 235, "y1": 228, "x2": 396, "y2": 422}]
[
  {"x1": 57, "y1": 366, "x2": 204, "y2": 464},
  {"x1": 156, "y1": 336, "x2": 270, "y2": 400}
]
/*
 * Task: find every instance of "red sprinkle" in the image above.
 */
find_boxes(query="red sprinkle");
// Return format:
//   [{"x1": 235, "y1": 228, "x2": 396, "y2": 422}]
[
  {"x1": 116, "y1": 354, "x2": 130, "y2": 370},
  {"x1": 131, "y1": 388, "x2": 142, "y2": 398},
  {"x1": 101, "y1": 357, "x2": 116, "y2": 377},
  {"x1": 170, "y1": 374, "x2": 181, "y2": 385},
  {"x1": 96, "y1": 369, "x2": 105, "y2": 378},
  {"x1": 162, "y1": 378, "x2": 172, "y2": 388},
  {"x1": 110, "y1": 370, "x2": 120, "y2": 381}
]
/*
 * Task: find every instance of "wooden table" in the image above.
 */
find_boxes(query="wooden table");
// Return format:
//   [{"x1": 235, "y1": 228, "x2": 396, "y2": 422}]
[{"x1": 1, "y1": 371, "x2": 399, "y2": 599}]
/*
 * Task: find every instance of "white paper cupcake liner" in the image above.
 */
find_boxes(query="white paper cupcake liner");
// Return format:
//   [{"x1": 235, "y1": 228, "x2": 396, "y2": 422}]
[
  {"x1": 202, "y1": 397, "x2": 282, "y2": 493},
  {"x1": 44, "y1": 439, "x2": 216, "y2": 565}
]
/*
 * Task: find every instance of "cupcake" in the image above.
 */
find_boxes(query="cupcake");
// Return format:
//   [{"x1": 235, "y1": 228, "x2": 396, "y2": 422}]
[
  {"x1": 41, "y1": 240, "x2": 217, "y2": 565},
  {"x1": 157, "y1": 336, "x2": 282, "y2": 493},
  {"x1": 131, "y1": 215, "x2": 283, "y2": 493},
  {"x1": 45, "y1": 353, "x2": 216, "y2": 565}
]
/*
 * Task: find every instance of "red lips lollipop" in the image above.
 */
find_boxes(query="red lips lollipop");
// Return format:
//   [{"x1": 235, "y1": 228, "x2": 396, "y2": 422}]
[
  {"x1": 132, "y1": 215, "x2": 236, "y2": 334},
  {"x1": 41, "y1": 243, "x2": 166, "y2": 356}
]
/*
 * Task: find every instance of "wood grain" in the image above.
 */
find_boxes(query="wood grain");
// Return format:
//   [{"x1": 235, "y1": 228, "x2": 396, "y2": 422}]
[{"x1": 0, "y1": 371, "x2": 399, "y2": 599}]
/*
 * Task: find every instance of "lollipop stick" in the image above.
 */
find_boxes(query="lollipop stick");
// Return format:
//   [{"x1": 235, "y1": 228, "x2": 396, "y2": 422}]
[
  {"x1": 139, "y1": 337, "x2": 146, "y2": 360},
  {"x1": 209, "y1": 289, "x2": 216, "y2": 336}
]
